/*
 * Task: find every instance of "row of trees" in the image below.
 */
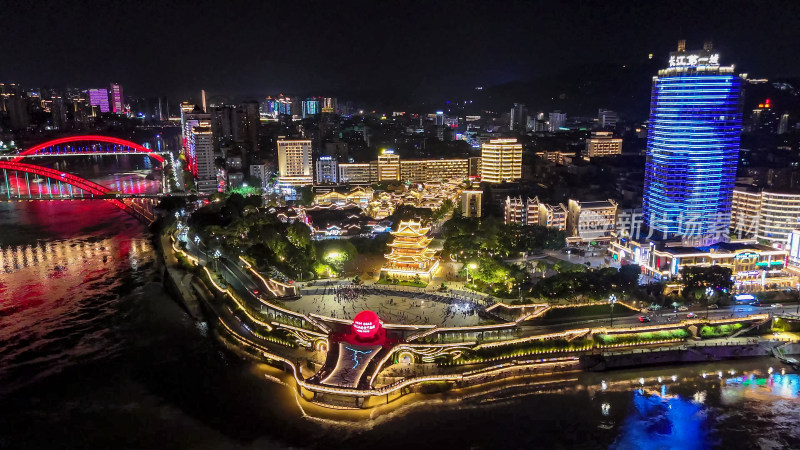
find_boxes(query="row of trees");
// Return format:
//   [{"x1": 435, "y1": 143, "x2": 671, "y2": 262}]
[
  {"x1": 528, "y1": 265, "x2": 642, "y2": 301},
  {"x1": 443, "y1": 216, "x2": 566, "y2": 261}
]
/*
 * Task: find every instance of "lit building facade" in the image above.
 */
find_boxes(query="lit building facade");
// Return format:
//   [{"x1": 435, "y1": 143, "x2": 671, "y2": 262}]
[
  {"x1": 381, "y1": 220, "x2": 439, "y2": 282},
  {"x1": 88, "y1": 88, "x2": 110, "y2": 113},
  {"x1": 277, "y1": 140, "x2": 313, "y2": 187},
  {"x1": 461, "y1": 190, "x2": 482, "y2": 218},
  {"x1": 732, "y1": 187, "x2": 800, "y2": 245},
  {"x1": 313, "y1": 187, "x2": 373, "y2": 208},
  {"x1": 610, "y1": 239, "x2": 795, "y2": 292},
  {"x1": 642, "y1": 42, "x2": 744, "y2": 247},
  {"x1": 338, "y1": 163, "x2": 373, "y2": 184},
  {"x1": 504, "y1": 196, "x2": 524, "y2": 224},
  {"x1": 400, "y1": 158, "x2": 469, "y2": 182},
  {"x1": 315, "y1": 156, "x2": 338, "y2": 184},
  {"x1": 181, "y1": 104, "x2": 210, "y2": 177},
  {"x1": 585, "y1": 131, "x2": 622, "y2": 157},
  {"x1": 481, "y1": 138, "x2": 522, "y2": 183},
  {"x1": 567, "y1": 199, "x2": 618, "y2": 243},
  {"x1": 377, "y1": 150, "x2": 400, "y2": 181},
  {"x1": 191, "y1": 126, "x2": 217, "y2": 193},
  {"x1": 110, "y1": 83, "x2": 124, "y2": 114},
  {"x1": 538, "y1": 202, "x2": 568, "y2": 230}
]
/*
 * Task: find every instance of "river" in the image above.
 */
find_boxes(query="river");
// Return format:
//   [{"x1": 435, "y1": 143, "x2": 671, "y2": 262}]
[{"x1": 0, "y1": 201, "x2": 799, "y2": 449}]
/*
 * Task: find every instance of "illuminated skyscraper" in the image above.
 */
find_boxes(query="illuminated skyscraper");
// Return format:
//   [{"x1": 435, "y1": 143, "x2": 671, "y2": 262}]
[
  {"x1": 642, "y1": 41, "x2": 744, "y2": 246},
  {"x1": 110, "y1": 83, "x2": 124, "y2": 113},
  {"x1": 481, "y1": 138, "x2": 522, "y2": 183}
]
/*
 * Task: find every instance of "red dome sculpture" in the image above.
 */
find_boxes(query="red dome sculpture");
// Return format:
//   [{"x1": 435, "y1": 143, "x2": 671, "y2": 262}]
[{"x1": 352, "y1": 310, "x2": 381, "y2": 339}]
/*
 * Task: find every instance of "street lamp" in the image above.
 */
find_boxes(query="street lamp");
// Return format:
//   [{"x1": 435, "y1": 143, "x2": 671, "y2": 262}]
[
  {"x1": 705, "y1": 287, "x2": 714, "y2": 319},
  {"x1": 213, "y1": 249, "x2": 222, "y2": 271},
  {"x1": 608, "y1": 294, "x2": 617, "y2": 327},
  {"x1": 467, "y1": 262, "x2": 477, "y2": 288}
]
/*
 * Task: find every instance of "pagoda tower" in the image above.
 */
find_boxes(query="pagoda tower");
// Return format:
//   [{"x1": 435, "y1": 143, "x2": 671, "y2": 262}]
[{"x1": 381, "y1": 220, "x2": 439, "y2": 282}]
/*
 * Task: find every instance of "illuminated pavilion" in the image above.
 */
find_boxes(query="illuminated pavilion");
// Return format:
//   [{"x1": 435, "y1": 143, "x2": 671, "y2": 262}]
[{"x1": 381, "y1": 219, "x2": 439, "y2": 282}]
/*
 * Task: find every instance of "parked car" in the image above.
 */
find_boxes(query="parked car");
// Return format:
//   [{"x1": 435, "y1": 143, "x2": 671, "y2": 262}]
[
  {"x1": 771, "y1": 303, "x2": 783, "y2": 308},
  {"x1": 678, "y1": 306, "x2": 689, "y2": 311},
  {"x1": 708, "y1": 304, "x2": 719, "y2": 309},
  {"x1": 686, "y1": 312, "x2": 696, "y2": 318},
  {"x1": 638, "y1": 316, "x2": 651, "y2": 323}
]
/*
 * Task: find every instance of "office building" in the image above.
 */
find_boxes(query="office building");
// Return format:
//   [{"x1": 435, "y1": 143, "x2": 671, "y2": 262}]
[
  {"x1": 585, "y1": 131, "x2": 623, "y2": 157},
  {"x1": 110, "y1": 83, "x2": 124, "y2": 114},
  {"x1": 642, "y1": 41, "x2": 744, "y2": 246},
  {"x1": 461, "y1": 190, "x2": 483, "y2": 218},
  {"x1": 481, "y1": 138, "x2": 522, "y2": 183},
  {"x1": 609, "y1": 42, "x2": 795, "y2": 291},
  {"x1": 88, "y1": 88, "x2": 110, "y2": 113},
  {"x1": 316, "y1": 156, "x2": 338, "y2": 184},
  {"x1": 277, "y1": 140, "x2": 313, "y2": 187}
]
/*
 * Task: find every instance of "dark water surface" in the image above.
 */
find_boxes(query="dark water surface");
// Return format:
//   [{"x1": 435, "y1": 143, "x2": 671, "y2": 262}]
[{"x1": 1, "y1": 201, "x2": 799, "y2": 450}]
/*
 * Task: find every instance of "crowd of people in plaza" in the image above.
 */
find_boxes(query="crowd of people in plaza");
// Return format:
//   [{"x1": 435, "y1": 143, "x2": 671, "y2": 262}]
[{"x1": 298, "y1": 282, "x2": 490, "y2": 325}]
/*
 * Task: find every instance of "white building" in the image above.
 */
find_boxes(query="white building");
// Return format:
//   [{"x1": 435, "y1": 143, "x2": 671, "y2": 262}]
[
  {"x1": 732, "y1": 187, "x2": 800, "y2": 246},
  {"x1": 277, "y1": 140, "x2": 313, "y2": 187},
  {"x1": 191, "y1": 126, "x2": 217, "y2": 193}
]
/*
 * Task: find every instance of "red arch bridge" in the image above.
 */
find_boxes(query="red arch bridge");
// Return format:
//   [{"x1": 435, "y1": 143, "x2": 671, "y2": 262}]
[
  {"x1": 0, "y1": 135, "x2": 171, "y2": 223},
  {"x1": 10, "y1": 134, "x2": 167, "y2": 164}
]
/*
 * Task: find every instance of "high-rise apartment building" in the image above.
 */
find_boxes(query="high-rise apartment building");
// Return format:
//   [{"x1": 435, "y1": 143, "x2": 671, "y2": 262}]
[
  {"x1": 110, "y1": 83, "x2": 124, "y2": 114},
  {"x1": 510, "y1": 103, "x2": 528, "y2": 132},
  {"x1": 585, "y1": 131, "x2": 623, "y2": 157},
  {"x1": 481, "y1": 138, "x2": 522, "y2": 183},
  {"x1": 277, "y1": 140, "x2": 313, "y2": 186},
  {"x1": 181, "y1": 103, "x2": 211, "y2": 177},
  {"x1": 190, "y1": 126, "x2": 217, "y2": 193},
  {"x1": 642, "y1": 41, "x2": 744, "y2": 246},
  {"x1": 548, "y1": 111, "x2": 566, "y2": 132}
]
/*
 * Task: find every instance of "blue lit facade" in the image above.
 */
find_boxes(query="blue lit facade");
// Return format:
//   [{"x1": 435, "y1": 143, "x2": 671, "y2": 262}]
[{"x1": 643, "y1": 50, "x2": 743, "y2": 246}]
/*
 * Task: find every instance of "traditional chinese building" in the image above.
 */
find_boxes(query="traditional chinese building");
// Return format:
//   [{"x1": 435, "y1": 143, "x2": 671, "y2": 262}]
[{"x1": 381, "y1": 220, "x2": 439, "y2": 282}]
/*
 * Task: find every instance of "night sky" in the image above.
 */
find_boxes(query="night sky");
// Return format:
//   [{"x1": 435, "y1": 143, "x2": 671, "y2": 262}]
[{"x1": 3, "y1": 0, "x2": 800, "y2": 104}]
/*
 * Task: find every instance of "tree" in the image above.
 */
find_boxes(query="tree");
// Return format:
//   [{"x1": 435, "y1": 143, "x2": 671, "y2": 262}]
[{"x1": 618, "y1": 264, "x2": 642, "y2": 288}]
